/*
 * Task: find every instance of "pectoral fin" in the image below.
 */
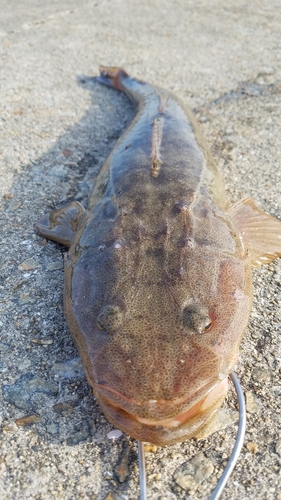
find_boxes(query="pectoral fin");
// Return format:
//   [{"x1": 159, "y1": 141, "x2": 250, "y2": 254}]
[
  {"x1": 229, "y1": 198, "x2": 281, "y2": 267},
  {"x1": 36, "y1": 201, "x2": 87, "y2": 247}
]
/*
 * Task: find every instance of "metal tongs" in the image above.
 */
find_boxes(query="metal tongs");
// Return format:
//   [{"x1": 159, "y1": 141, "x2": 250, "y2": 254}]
[{"x1": 137, "y1": 372, "x2": 246, "y2": 500}]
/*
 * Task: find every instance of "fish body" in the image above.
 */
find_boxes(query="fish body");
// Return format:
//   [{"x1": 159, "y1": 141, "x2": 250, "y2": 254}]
[{"x1": 36, "y1": 67, "x2": 281, "y2": 445}]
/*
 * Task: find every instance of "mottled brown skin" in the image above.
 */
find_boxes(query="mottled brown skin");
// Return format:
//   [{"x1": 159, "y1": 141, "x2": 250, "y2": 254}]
[{"x1": 36, "y1": 67, "x2": 281, "y2": 445}]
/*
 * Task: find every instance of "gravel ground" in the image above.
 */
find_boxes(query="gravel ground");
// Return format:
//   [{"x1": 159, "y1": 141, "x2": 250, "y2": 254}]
[{"x1": 0, "y1": 1, "x2": 281, "y2": 499}]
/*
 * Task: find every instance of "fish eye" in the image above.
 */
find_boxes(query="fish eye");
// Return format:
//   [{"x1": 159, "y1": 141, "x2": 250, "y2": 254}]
[
  {"x1": 182, "y1": 305, "x2": 213, "y2": 334},
  {"x1": 97, "y1": 305, "x2": 123, "y2": 333}
]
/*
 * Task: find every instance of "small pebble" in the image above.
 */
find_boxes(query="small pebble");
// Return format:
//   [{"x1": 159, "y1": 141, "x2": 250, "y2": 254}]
[
  {"x1": 252, "y1": 367, "x2": 271, "y2": 383},
  {"x1": 48, "y1": 165, "x2": 68, "y2": 178},
  {"x1": 15, "y1": 414, "x2": 41, "y2": 426},
  {"x1": 107, "y1": 429, "x2": 123, "y2": 440},
  {"x1": 144, "y1": 444, "x2": 158, "y2": 453},
  {"x1": 53, "y1": 403, "x2": 74, "y2": 417},
  {"x1": 196, "y1": 409, "x2": 238, "y2": 438},
  {"x1": 52, "y1": 357, "x2": 85, "y2": 379},
  {"x1": 115, "y1": 441, "x2": 130, "y2": 483},
  {"x1": 245, "y1": 391, "x2": 260, "y2": 413},
  {"x1": 12, "y1": 280, "x2": 24, "y2": 292},
  {"x1": 246, "y1": 442, "x2": 258, "y2": 454},
  {"x1": 104, "y1": 493, "x2": 115, "y2": 500},
  {"x1": 66, "y1": 430, "x2": 90, "y2": 446},
  {"x1": 62, "y1": 149, "x2": 72, "y2": 157},
  {"x1": 46, "y1": 423, "x2": 60, "y2": 435},
  {"x1": 31, "y1": 338, "x2": 53, "y2": 345},
  {"x1": 47, "y1": 261, "x2": 64, "y2": 271},
  {"x1": 19, "y1": 293, "x2": 35, "y2": 305},
  {"x1": 17, "y1": 359, "x2": 31, "y2": 370},
  {"x1": 173, "y1": 453, "x2": 214, "y2": 491},
  {"x1": 8, "y1": 199, "x2": 21, "y2": 211},
  {"x1": 2, "y1": 425, "x2": 16, "y2": 433},
  {"x1": 18, "y1": 258, "x2": 40, "y2": 271},
  {"x1": 87, "y1": 419, "x2": 96, "y2": 437}
]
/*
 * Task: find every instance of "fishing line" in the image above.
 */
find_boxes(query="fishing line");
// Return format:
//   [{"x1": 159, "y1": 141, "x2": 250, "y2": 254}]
[{"x1": 137, "y1": 371, "x2": 246, "y2": 500}]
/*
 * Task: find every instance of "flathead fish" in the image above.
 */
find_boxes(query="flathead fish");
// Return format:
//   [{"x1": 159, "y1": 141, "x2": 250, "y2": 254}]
[{"x1": 36, "y1": 67, "x2": 281, "y2": 445}]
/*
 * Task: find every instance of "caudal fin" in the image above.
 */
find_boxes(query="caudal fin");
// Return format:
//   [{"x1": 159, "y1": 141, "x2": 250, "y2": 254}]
[{"x1": 97, "y1": 66, "x2": 129, "y2": 91}]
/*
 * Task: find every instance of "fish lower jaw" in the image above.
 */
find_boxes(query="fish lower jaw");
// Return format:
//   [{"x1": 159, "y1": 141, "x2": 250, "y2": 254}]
[
  {"x1": 95, "y1": 378, "x2": 229, "y2": 444},
  {"x1": 132, "y1": 399, "x2": 205, "y2": 429},
  {"x1": 131, "y1": 378, "x2": 228, "y2": 429}
]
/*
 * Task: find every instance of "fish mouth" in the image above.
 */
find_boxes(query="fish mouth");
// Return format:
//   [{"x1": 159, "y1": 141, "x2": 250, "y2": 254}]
[{"x1": 94, "y1": 378, "x2": 229, "y2": 445}]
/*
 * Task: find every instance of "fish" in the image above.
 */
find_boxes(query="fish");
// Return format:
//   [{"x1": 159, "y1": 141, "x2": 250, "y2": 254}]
[{"x1": 36, "y1": 67, "x2": 281, "y2": 446}]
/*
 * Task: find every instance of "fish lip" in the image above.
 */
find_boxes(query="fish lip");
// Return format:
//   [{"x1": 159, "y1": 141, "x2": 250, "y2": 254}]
[
  {"x1": 94, "y1": 377, "x2": 225, "y2": 419},
  {"x1": 94, "y1": 378, "x2": 229, "y2": 445}
]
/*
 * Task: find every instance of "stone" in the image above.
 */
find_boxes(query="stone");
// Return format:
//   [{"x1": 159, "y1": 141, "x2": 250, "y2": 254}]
[
  {"x1": 52, "y1": 357, "x2": 85, "y2": 379},
  {"x1": 52, "y1": 403, "x2": 74, "y2": 417},
  {"x1": 18, "y1": 258, "x2": 40, "y2": 271},
  {"x1": 15, "y1": 415, "x2": 41, "y2": 426},
  {"x1": 115, "y1": 441, "x2": 130, "y2": 483},
  {"x1": 2, "y1": 373, "x2": 58, "y2": 410},
  {"x1": 245, "y1": 391, "x2": 260, "y2": 413},
  {"x1": 107, "y1": 430, "x2": 123, "y2": 440},
  {"x1": 173, "y1": 453, "x2": 214, "y2": 491},
  {"x1": 66, "y1": 430, "x2": 90, "y2": 446},
  {"x1": 46, "y1": 423, "x2": 60, "y2": 435},
  {"x1": 46, "y1": 261, "x2": 64, "y2": 271}
]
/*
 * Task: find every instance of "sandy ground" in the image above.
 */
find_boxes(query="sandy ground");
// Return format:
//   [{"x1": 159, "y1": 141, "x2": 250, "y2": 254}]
[{"x1": 0, "y1": 1, "x2": 281, "y2": 499}]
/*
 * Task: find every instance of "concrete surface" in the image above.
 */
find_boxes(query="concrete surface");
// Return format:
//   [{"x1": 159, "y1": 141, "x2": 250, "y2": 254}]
[{"x1": 0, "y1": 1, "x2": 281, "y2": 499}]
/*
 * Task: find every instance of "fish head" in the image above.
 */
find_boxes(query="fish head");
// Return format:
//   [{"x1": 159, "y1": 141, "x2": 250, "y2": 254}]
[{"x1": 67, "y1": 229, "x2": 252, "y2": 445}]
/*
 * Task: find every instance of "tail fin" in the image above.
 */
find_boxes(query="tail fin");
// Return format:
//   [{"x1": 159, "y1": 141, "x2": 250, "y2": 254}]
[{"x1": 97, "y1": 66, "x2": 129, "y2": 91}]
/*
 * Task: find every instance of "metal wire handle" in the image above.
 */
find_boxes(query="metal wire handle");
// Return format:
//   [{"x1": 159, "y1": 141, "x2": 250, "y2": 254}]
[
  {"x1": 138, "y1": 440, "x2": 147, "y2": 500},
  {"x1": 209, "y1": 372, "x2": 246, "y2": 500},
  {"x1": 137, "y1": 371, "x2": 246, "y2": 500}
]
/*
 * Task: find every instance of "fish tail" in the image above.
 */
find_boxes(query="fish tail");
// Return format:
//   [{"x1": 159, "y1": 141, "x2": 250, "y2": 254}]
[
  {"x1": 97, "y1": 66, "x2": 153, "y2": 105},
  {"x1": 97, "y1": 66, "x2": 130, "y2": 91}
]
